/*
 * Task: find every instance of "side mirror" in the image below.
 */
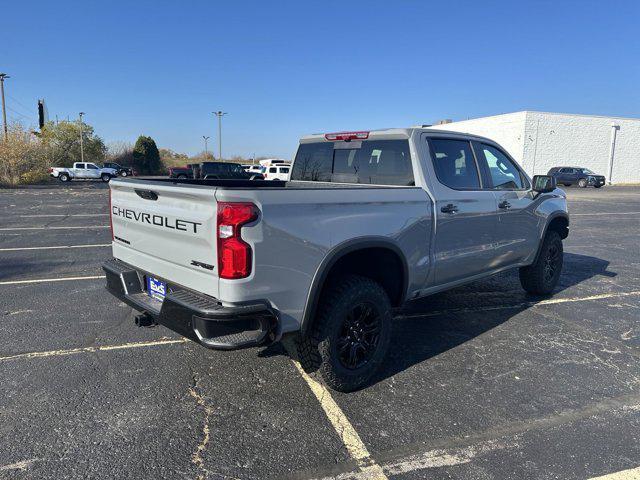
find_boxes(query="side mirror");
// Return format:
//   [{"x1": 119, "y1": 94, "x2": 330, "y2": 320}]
[{"x1": 532, "y1": 175, "x2": 556, "y2": 194}]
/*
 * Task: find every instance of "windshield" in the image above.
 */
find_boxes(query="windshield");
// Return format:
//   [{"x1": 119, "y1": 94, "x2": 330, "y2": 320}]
[{"x1": 581, "y1": 168, "x2": 595, "y2": 174}]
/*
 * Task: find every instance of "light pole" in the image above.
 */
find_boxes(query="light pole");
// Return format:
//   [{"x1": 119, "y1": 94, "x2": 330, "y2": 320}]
[
  {"x1": 78, "y1": 112, "x2": 85, "y2": 162},
  {"x1": 213, "y1": 111, "x2": 227, "y2": 161},
  {"x1": 0, "y1": 73, "x2": 9, "y2": 142},
  {"x1": 202, "y1": 135, "x2": 210, "y2": 158}
]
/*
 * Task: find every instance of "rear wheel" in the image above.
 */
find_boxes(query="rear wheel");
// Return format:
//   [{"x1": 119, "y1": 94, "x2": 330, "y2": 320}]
[
  {"x1": 296, "y1": 275, "x2": 392, "y2": 392},
  {"x1": 578, "y1": 178, "x2": 588, "y2": 188},
  {"x1": 519, "y1": 230, "x2": 563, "y2": 295},
  {"x1": 59, "y1": 173, "x2": 70, "y2": 182},
  {"x1": 177, "y1": 174, "x2": 187, "y2": 179}
]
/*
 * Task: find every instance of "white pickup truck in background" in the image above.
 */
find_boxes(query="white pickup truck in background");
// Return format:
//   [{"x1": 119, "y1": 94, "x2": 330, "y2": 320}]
[{"x1": 49, "y1": 162, "x2": 118, "y2": 182}]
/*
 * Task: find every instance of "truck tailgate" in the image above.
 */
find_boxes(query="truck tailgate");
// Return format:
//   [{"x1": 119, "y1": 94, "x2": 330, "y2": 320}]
[{"x1": 109, "y1": 179, "x2": 220, "y2": 298}]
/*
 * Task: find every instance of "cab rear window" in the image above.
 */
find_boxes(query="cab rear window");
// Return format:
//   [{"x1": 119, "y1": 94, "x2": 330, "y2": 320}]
[{"x1": 291, "y1": 140, "x2": 414, "y2": 186}]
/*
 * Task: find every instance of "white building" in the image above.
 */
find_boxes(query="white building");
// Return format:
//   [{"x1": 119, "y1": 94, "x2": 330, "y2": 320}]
[{"x1": 430, "y1": 111, "x2": 640, "y2": 184}]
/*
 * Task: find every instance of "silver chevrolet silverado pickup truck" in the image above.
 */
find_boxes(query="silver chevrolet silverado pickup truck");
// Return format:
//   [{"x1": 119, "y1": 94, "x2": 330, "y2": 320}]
[{"x1": 103, "y1": 128, "x2": 569, "y2": 391}]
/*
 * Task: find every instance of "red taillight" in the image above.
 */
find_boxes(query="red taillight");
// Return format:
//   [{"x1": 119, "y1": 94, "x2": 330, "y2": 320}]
[
  {"x1": 48, "y1": 167, "x2": 53, "y2": 173},
  {"x1": 217, "y1": 202, "x2": 259, "y2": 279},
  {"x1": 324, "y1": 131, "x2": 369, "y2": 141},
  {"x1": 108, "y1": 188, "x2": 114, "y2": 240}
]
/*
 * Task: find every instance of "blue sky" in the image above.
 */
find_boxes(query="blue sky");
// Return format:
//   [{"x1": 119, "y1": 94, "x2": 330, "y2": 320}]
[{"x1": 2, "y1": 0, "x2": 639, "y2": 159}]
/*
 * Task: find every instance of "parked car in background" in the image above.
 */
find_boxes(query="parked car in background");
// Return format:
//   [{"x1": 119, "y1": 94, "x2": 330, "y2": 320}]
[
  {"x1": 198, "y1": 162, "x2": 264, "y2": 180},
  {"x1": 263, "y1": 164, "x2": 291, "y2": 180},
  {"x1": 244, "y1": 164, "x2": 265, "y2": 175},
  {"x1": 548, "y1": 167, "x2": 605, "y2": 188},
  {"x1": 168, "y1": 164, "x2": 195, "y2": 179},
  {"x1": 49, "y1": 162, "x2": 117, "y2": 182},
  {"x1": 103, "y1": 162, "x2": 134, "y2": 177}
]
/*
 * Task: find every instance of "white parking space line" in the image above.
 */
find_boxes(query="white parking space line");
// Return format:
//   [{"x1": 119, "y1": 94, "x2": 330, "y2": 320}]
[
  {"x1": 0, "y1": 275, "x2": 106, "y2": 286},
  {"x1": 0, "y1": 338, "x2": 188, "y2": 362},
  {"x1": 572, "y1": 212, "x2": 640, "y2": 216},
  {"x1": 0, "y1": 244, "x2": 110, "y2": 252},
  {"x1": 284, "y1": 342, "x2": 388, "y2": 480},
  {"x1": 399, "y1": 291, "x2": 640, "y2": 320},
  {"x1": 314, "y1": 440, "x2": 512, "y2": 479},
  {"x1": 0, "y1": 226, "x2": 109, "y2": 231},
  {"x1": 589, "y1": 466, "x2": 640, "y2": 479},
  {"x1": 18, "y1": 214, "x2": 109, "y2": 218}
]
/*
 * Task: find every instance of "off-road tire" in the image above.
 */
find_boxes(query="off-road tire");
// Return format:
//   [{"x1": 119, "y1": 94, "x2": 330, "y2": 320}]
[
  {"x1": 519, "y1": 230, "x2": 563, "y2": 295},
  {"x1": 59, "y1": 173, "x2": 70, "y2": 182},
  {"x1": 296, "y1": 275, "x2": 392, "y2": 392},
  {"x1": 578, "y1": 178, "x2": 588, "y2": 188}
]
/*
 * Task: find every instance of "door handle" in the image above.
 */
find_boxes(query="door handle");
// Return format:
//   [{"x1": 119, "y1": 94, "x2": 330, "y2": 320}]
[
  {"x1": 498, "y1": 200, "x2": 511, "y2": 209},
  {"x1": 440, "y1": 203, "x2": 459, "y2": 214}
]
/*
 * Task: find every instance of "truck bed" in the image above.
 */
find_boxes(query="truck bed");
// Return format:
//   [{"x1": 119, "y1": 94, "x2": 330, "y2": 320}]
[{"x1": 108, "y1": 176, "x2": 431, "y2": 334}]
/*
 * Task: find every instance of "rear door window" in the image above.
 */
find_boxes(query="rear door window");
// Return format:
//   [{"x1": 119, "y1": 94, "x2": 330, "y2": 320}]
[
  {"x1": 429, "y1": 139, "x2": 481, "y2": 190},
  {"x1": 291, "y1": 140, "x2": 414, "y2": 186}
]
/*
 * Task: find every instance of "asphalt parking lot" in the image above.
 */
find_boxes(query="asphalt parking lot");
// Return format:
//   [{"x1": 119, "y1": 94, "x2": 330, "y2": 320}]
[{"x1": 0, "y1": 182, "x2": 638, "y2": 480}]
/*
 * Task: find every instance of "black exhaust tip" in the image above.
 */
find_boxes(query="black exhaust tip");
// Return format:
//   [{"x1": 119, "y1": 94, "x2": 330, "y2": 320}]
[{"x1": 134, "y1": 313, "x2": 157, "y2": 328}]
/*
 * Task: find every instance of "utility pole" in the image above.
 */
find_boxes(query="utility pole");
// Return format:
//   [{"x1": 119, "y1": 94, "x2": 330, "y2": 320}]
[
  {"x1": 202, "y1": 135, "x2": 210, "y2": 158},
  {"x1": 78, "y1": 112, "x2": 85, "y2": 163},
  {"x1": 0, "y1": 73, "x2": 9, "y2": 142},
  {"x1": 213, "y1": 111, "x2": 227, "y2": 161}
]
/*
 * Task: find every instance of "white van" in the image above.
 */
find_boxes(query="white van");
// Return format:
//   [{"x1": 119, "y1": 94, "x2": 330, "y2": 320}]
[{"x1": 263, "y1": 164, "x2": 291, "y2": 181}]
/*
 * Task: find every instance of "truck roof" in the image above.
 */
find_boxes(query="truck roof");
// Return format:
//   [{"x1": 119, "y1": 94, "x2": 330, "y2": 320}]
[{"x1": 299, "y1": 127, "x2": 497, "y2": 144}]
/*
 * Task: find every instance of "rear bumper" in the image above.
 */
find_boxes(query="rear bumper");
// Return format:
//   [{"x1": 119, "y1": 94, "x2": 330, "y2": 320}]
[{"x1": 102, "y1": 258, "x2": 280, "y2": 350}]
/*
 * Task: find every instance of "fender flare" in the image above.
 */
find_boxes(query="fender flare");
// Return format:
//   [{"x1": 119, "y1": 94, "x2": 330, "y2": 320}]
[
  {"x1": 532, "y1": 212, "x2": 569, "y2": 264},
  {"x1": 300, "y1": 237, "x2": 409, "y2": 335}
]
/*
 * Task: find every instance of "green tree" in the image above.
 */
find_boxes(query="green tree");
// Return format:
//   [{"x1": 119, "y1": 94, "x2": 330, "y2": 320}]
[
  {"x1": 159, "y1": 148, "x2": 189, "y2": 169},
  {"x1": 40, "y1": 120, "x2": 106, "y2": 167},
  {"x1": 0, "y1": 123, "x2": 49, "y2": 185},
  {"x1": 132, "y1": 135, "x2": 161, "y2": 174}
]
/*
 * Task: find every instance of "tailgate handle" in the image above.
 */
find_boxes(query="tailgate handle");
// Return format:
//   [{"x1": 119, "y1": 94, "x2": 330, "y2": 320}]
[{"x1": 135, "y1": 189, "x2": 158, "y2": 201}]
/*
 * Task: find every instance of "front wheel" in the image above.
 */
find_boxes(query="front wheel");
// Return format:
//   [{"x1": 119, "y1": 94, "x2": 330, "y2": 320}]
[
  {"x1": 296, "y1": 275, "x2": 392, "y2": 392},
  {"x1": 101, "y1": 173, "x2": 111, "y2": 182},
  {"x1": 519, "y1": 230, "x2": 563, "y2": 295},
  {"x1": 120, "y1": 171, "x2": 128, "y2": 177},
  {"x1": 578, "y1": 178, "x2": 588, "y2": 188}
]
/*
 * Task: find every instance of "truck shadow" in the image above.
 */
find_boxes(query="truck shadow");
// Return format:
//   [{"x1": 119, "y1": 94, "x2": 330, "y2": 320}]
[{"x1": 371, "y1": 252, "x2": 616, "y2": 387}]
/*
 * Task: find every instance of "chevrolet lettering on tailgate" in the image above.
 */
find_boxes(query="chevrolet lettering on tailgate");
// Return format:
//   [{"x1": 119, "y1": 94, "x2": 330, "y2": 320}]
[{"x1": 111, "y1": 206, "x2": 202, "y2": 233}]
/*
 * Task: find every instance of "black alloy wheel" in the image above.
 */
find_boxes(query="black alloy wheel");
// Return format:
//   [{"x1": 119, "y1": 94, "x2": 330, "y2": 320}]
[
  {"x1": 337, "y1": 302, "x2": 381, "y2": 370},
  {"x1": 543, "y1": 243, "x2": 561, "y2": 284}
]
